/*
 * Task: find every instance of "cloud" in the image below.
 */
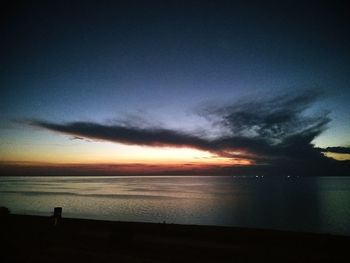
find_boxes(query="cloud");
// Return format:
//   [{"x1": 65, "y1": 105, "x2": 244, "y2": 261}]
[
  {"x1": 28, "y1": 90, "x2": 350, "y2": 176},
  {"x1": 198, "y1": 91, "x2": 331, "y2": 158},
  {"x1": 319, "y1": 147, "x2": 350, "y2": 154},
  {"x1": 29, "y1": 120, "x2": 213, "y2": 150}
]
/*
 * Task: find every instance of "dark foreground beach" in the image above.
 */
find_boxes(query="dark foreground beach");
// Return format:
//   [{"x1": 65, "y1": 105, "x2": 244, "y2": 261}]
[{"x1": 1, "y1": 213, "x2": 350, "y2": 263}]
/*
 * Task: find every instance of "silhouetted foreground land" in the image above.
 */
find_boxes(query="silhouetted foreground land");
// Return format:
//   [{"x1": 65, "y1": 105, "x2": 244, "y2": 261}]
[{"x1": 2, "y1": 214, "x2": 350, "y2": 263}]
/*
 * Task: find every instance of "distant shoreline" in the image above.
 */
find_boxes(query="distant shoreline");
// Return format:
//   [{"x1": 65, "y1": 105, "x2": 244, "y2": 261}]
[{"x1": 1, "y1": 174, "x2": 349, "y2": 177}]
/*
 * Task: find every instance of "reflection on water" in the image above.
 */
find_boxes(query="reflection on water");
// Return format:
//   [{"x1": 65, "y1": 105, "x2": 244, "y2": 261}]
[{"x1": 0, "y1": 176, "x2": 350, "y2": 235}]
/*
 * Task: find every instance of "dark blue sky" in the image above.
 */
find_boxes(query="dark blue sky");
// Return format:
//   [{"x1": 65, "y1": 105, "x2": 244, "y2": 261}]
[{"x1": 1, "y1": 1, "x2": 350, "y2": 170}]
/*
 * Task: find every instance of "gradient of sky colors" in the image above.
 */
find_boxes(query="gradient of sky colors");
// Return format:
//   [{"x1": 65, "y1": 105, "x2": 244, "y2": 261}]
[{"x1": 1, "y1": 1, "x2": 350, "y2": 175}]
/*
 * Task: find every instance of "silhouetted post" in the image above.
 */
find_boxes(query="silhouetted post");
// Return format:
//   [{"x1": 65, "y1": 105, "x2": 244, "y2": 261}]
[
  {"x1": 0, "y1": 207, "x2": 10, "y2": 223},
  {"x1": 53, "y1": 207, "x2": 62, "y2": 226}
]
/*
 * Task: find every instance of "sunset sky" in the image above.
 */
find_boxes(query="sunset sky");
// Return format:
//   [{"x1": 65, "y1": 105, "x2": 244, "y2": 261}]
[{"x1": 1, "y1": 1, "x2": 350, "y2": 175}]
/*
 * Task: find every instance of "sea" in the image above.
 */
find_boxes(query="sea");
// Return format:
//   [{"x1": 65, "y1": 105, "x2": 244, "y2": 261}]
[{"x1": 1, "y1": 175, "x2": 350, "y2": 236}]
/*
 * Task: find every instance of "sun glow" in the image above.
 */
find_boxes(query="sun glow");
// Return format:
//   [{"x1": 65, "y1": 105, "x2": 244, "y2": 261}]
[
  {"x1": 324, "y1": 152, "x2": 350, "y2": 161},
  {"x1": 1, "y1": 139, "x2": 250, "y2": 166}
]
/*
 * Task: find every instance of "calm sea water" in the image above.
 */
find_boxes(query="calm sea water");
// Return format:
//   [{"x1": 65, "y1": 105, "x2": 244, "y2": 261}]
[{"x1": 1, "y1": 176, "x2": 350, "y2": 236}]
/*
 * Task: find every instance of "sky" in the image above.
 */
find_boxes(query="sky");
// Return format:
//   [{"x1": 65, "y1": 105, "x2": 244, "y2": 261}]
[{"x1": 1, "y1": 0, "x2": 350, "y2": 175}]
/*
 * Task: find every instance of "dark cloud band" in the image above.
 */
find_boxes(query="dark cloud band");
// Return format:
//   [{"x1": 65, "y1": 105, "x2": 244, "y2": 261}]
[
  {"x1": 30, "y1": 120, "x2": 213, "y2": 150},
  {"x1": 320, "y1": 147, "x2": 350, "y2": 154}
]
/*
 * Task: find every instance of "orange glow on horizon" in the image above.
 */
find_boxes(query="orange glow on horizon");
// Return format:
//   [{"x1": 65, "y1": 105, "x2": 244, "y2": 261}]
[
  {"x1": 0, "y1": 140, "x2": 252, "y2": 170},
  {"x1": 0, "y1": 159, "x2": 251, "y2": 176}
]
